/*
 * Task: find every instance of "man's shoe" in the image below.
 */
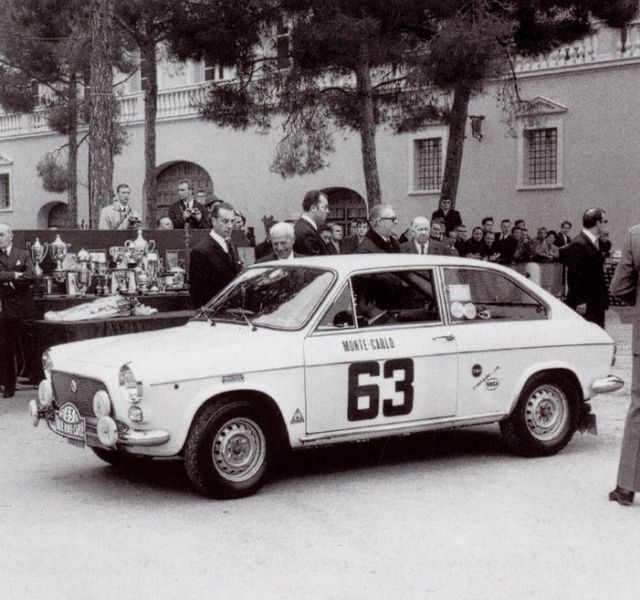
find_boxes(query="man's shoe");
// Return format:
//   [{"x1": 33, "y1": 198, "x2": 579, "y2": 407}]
[
  {"x1": 3, "y1": 390, "x2": 15, "y2": 398},
  {"x1": 609, "y1": 486, "x2": 635, "y2": 506}
]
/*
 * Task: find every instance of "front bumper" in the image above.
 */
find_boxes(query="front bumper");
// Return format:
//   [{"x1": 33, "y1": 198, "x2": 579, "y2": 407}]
[{"x1": 591, "y1": 375, "x2": 624, "y2": 395}]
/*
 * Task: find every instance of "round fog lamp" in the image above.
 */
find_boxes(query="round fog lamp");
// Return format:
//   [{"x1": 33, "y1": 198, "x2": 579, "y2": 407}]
[
  {"x1": 128, "y1": 406, "x2": 143, "y2": 423},
  {"x1": 29, "y1": 400, "x2": 41, "y2": 427},
  {"x1": 96, "y1": 416, "x2": 118, "y2": 447},
  {"x1": 37, "y1": 380, "x2": 53, "y2": 409},
  {"x1": 93, "y1": 390, "x2": 111, "y2": 418}
]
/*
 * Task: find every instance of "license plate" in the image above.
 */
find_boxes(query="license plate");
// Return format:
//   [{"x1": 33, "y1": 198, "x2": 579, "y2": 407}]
[{"x1": 54, "y1": 403, "x2": 87, "y2": 446}]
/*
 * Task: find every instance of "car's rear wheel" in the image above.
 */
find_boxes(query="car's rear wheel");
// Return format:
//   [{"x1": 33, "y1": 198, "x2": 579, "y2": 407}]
[
  {"x1": 500, "y1": 373, "x2": 578, "y2": 457},
  {"x1": 91, "y1": 447, "x2": 152, "y2": 468},
  {"x1": 184, "y1": 400, "x2": 271, "y2": 499}
]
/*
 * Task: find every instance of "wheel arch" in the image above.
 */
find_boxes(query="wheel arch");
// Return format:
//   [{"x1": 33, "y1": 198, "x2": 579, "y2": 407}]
[
  {"x1": 507, "y1": 364, "x2": 584, "y2": 417},
  {"x1": 183, "y1": 389, "x2": 291, "y2": 454}
]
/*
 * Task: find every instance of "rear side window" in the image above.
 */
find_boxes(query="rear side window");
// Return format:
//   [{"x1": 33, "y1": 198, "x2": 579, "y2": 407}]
[{"x1": 443, "y1": 267, "x2": 547, "y2": 322}]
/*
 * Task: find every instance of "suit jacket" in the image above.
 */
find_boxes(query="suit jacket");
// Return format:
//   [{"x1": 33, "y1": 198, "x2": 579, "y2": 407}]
[
  {"x1": 293, "y1": 218, "x2": 330, "y2": 256},
  {"x1": 188, "y1": 236, "x2": 242, "y2": 308},
  {"x1": 400, "y1": 239, "x2": 458, "y2": 256},
  {"x1": 0, "y1": 247, "x2": 36, "y2": 319},
  {"x1": 554, "y1": 232, "x2": 572, "y2": 247},
  {"x1": 342, "y1": 235, "x2": 365, "y2": 254},
  {"x1": 494, "y1": 235, "x2": 517, "y2": 264},
  {"x1": 611, "y1": 224, "x2": 640, "y2": 349},
  {"x1": 168, "y1": 200, "x2": 212, "y2": 229},
  {"x1": 563, "y1": 232, "x2": 609, "y2": 310},
  {"x1": 357, "y1": 229, "x2": 400, "y2": 254}
]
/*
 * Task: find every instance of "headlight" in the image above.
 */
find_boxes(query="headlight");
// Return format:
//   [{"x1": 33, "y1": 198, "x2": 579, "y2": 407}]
[
  {"x1": 93, "y1": 390, "x2": 112, "y2": 418},
  {"x1": 42, "y1": 350, "x2": 54, "y2": 380},
  {"x1": 119, "y1": 364, "x2": 143, "y2": 404}
]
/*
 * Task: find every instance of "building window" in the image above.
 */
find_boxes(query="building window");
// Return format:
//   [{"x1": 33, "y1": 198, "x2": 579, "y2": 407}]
[
  {"x1": 204, "y1": 58, "x2": 225, "y2": 82},
  {"x1": 0, "y1": 173, "x2": 11, "y2": 210},
  {"x1": 524, "y1": 128, "x2": 557, "y2": 185},
  {"x1": 275, "y1": 15, "x2": 291, "y2": 69},
  {"x1": 414, "y1": 138, "x2": 442, "y2": 191}
]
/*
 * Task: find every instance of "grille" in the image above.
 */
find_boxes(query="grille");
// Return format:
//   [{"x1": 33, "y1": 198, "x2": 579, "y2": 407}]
[{"x1": 51, "y1": 371, "x2": 108, "y2": 418}]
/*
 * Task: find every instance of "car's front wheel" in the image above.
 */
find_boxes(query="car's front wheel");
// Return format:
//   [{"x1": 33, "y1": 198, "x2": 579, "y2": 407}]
[
  {"x1": 184, "y1": 400, "x2": 271, "y2": 499},
  {"x1": 500, "y1": 373, "x2": 578, "y2": 457}
]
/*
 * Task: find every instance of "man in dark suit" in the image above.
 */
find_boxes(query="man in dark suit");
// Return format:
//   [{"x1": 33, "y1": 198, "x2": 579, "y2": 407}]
[
  {"x1": 342, "y1": 219, "x2": 369, "y2": 254},
  {"x1": 188, "y1": 202, "x2": 242, "y2": 308},
  {"x1": 257, "y1": 222, "x2": 303, "y2": 262},
  {"x1": 400, "y1": 216, "x2": 458, "y2": 256},
  {"x1": 494, "y1": 219, "x2": 517, "y2": 264},
  {"x1": 293, "y1": 190, "x2": 331, "y2": 256},
  {"x1": 554, "y1": 221, "x2": 572, "y2": 247},
  {"x1": 168, "y1": 179, "x2": 212, "y2": 230},
  {"x1": 608, "y1": 220, "x2": 640, "y2": 506},
  {"x1": 357, "y1": 204, "x2": 401, "y2": 254},
  {"x1": 0, "y1": 223, "x2": 36, "y2": 397},
  {"x1": 562, "y1": 208, "x2": 609, "y2": 328}
]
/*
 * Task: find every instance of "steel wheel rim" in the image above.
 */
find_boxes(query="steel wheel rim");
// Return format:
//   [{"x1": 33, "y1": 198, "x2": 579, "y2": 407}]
[
  {"x1": 524, "y1": 385, "x2": 568, "y2": 441},
  {"x1": 212, "y1": 417, "x2": 266, "y2": 482}
]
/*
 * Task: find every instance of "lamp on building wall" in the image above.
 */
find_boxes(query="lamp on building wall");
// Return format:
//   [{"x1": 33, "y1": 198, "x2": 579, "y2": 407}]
[{"x1": 469, "y1": 115, "x2": 485, "y2": 141}]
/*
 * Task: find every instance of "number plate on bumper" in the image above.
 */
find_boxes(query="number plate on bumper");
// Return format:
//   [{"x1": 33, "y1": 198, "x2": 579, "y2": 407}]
[{"x1": 54, "y1": 403, "x2": 87, "y2": 447}]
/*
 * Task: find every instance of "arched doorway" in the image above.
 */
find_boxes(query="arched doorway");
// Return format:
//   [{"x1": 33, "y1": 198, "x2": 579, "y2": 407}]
[
  {"x1": 156, "y1": 161, "x2": 214, "y2": 212},
  {"x1": 322, "y1": 187, "x2": 367, "y2": 230},
  {"x1": 37, "y1": 201, "x2": 68, "y2": 228}
]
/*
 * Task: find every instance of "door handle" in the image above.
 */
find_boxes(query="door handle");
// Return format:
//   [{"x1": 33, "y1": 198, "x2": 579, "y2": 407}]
[{"x1": 432, "y1": 334, "x2": 455, "y2": 341}]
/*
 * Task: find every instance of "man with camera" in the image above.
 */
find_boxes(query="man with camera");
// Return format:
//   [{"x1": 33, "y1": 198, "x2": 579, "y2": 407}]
[
  {"x1": 168, "y1": 179, "x2": 212, "y2": 229},
  {"x1": 98, "y1": 184, "x2": 141, "y2": 230}
]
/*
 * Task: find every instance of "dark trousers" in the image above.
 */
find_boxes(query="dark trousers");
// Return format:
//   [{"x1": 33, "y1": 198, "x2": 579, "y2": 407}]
[
  {"x1": 0, "y1": 318, "x2": 36, "y2": 393},
  {"x1": 584, "y1": 305, "x2": 606, "y2": 329}
]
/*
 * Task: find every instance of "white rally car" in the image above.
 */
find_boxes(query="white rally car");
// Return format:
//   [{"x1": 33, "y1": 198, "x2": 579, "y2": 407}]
[{"x1": 30, "y1": 255, "x2": 623, "y2": 498}]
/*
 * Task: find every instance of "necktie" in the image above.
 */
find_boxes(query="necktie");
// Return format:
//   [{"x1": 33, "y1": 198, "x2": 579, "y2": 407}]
[{"x1": 420, "y1": 244, "x2": 425, "y2": 255}]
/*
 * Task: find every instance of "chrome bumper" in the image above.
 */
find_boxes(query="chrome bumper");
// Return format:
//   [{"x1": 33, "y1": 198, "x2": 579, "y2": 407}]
[
  {"x1": 118, "y1": 429, "x2": 171, "y2": 447},
  {"x1": 591, "y1": 375, "x2": 624, "y2": 394}
]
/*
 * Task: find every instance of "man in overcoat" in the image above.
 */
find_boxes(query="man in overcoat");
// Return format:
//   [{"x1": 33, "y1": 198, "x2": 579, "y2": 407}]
[
  {"x1": 293, "y1": 190, "x2": 331, "y2": 256},
  {"x1": 608, "y1": 221, "x2": 640, "y2": 506}
]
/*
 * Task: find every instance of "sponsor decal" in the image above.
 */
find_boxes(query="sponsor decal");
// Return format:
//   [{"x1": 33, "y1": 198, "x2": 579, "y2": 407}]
[
  {"x1": 471, "y1": 364, "x2": 482, "y2": 378},
  {"x1": 222, "y1": 374, "x2": 244, "y2": 384},
  {"x1": 290, "y1": 409, "x2": 305, "y2": 424},
  {"x1": 473, "y1": 366, "x2": 500, "y2": 390},
  {"x1": 54, "y1": 403, "x2": 86, "y2": 444},
  {"x1": 342, "y1": 337, "x2": 395, "y2": 352},
  {"x1": 486, "y1": 377, "x2": 499, "y2": 390}
]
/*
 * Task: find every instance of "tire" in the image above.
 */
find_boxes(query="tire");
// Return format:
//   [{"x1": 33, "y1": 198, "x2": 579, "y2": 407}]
[
  {"x1": 91, "y1": 447, "x2": 152, "y2": 468},
  {"x1": 184, "y1": 400, "x2": 272, "y2": 499},
  {"x1": 500, "y1": 373, "x2": 578, "y2": 457}
]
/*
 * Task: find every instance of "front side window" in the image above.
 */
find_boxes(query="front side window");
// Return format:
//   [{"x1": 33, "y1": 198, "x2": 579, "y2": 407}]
[
  {"x1": 350, "y1": 270, "x2": 440, "y2": 328},
  {"x1": 197, "y1": 266, "x2": 335, "y2": 330},
  {"x1": 443, "y1": 267, "x2": 547, "y2": 322}
]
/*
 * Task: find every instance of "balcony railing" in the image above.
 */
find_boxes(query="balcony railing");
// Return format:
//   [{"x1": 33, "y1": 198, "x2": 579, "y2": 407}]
[{"x1": 1, "y1": 21, "x2": 639, "y2": 140}]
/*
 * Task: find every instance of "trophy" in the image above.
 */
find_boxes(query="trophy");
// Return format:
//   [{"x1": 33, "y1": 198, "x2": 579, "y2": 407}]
[
  {"x1": 76, "y1": 248, "x2": 92, "y2": 297},
  {"x1": 145, "y1": 252, "x2": 160, "y2": 293},
  {"x1": 125, "y1": 230, "x2": 156, "y2": 266},
  {"x1": 109, "y1": 246, "x2": 127, "y2": 269},
  {"x1": 26, "y1": 237, "x2": 49, "y2": 277},
  {"x1": 50, "y1": 234, "x2": 68, "y2": 281}
]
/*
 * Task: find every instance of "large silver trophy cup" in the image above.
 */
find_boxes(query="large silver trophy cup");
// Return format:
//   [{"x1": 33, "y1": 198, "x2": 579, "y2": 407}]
[
  {"x1": 49, "y1": 234, "x2": 68, "y2": 281},
  {"x1": 26, "y1": 237, "x2": 49, "y2": 277}
]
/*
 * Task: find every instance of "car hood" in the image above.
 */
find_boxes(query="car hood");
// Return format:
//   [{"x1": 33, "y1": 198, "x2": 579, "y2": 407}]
[{"x1": 49, "y1": 321, "x2": 303, "y2": 379}]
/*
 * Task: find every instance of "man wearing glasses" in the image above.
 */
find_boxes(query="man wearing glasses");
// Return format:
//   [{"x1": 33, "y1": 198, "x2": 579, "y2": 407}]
[
  {"x1": 357, "y1": 204, "x2": 401, "y2": 254},
  {"x1": 561, "y1": 208, "x2": 610, "y2": 328}
]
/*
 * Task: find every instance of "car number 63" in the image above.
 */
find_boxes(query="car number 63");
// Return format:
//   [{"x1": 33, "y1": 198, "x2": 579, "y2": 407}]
[{"x1": 347, "y1": 358, "x2": 414, "y2": 421}]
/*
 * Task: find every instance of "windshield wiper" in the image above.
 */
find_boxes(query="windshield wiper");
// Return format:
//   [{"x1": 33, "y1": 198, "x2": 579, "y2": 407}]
[{"x1": 224, "y1": 307, "x2": 258, "y2": 331}]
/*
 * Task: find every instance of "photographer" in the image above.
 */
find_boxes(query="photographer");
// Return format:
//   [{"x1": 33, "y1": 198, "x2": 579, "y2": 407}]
[
  {"x1": 98, "y1": 184, "x2": 141, "y2": 230},
  {"x1": 168, "y1": 179, "x2": 212, "y2": 229}
]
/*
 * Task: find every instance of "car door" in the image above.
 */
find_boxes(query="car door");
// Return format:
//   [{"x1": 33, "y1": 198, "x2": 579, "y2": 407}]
[
  {"x1": 303, "y1": 268, "x2": 459, "y2": 435},
  {"x1": 440, "y1": 266, "x2": 552, "y2": 418}
]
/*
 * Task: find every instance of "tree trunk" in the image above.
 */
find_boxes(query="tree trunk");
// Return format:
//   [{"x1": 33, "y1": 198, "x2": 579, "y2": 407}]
[
  {"x1": 88, "y1": 0, "x2": 115, "y2": 228},
  {"x1": 66, "y1": 74, "x2": 78, "y2": 227},
  {"x1": 354, "y1": 51, "x2": 381, "y2": 208},
  {"x1": 441, "y1": 85, "x2": 471, "y2": 210},
  {"x1": 142, "y1": 42, "x2": 158, "y2": 228}
]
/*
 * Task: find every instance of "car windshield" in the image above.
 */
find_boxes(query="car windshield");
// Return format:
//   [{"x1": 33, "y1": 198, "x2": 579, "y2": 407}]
[{"x1": 194, "y1": 266, "x2": 335, "y2": 330}]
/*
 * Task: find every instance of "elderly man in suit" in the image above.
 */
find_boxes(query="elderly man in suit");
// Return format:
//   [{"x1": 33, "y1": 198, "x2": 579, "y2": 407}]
[
  {"x1": 293, "y1": 190, "x2": 331, "y2": 256},
  {"x1": 561, "y1": 208, "x2": 609, "y2": 328},
  {"x1": 257, "y1": 222, "x2": 302, "y2": 262},
  {"x1": 608, "y1": 221, "x2": 640, "y2": 506},
  {"x1": 188, "y1": 202, "x2": 242, "y2": 308},
  {"x1": 400, "y1": 216, "x2": 458, "y2": 256},
  {"x1": 0, "y1": 223, "x2": 36, "y2": 398},
  {"x1": 357, "y1": 204, "x2": 401, "y2": 254}
]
